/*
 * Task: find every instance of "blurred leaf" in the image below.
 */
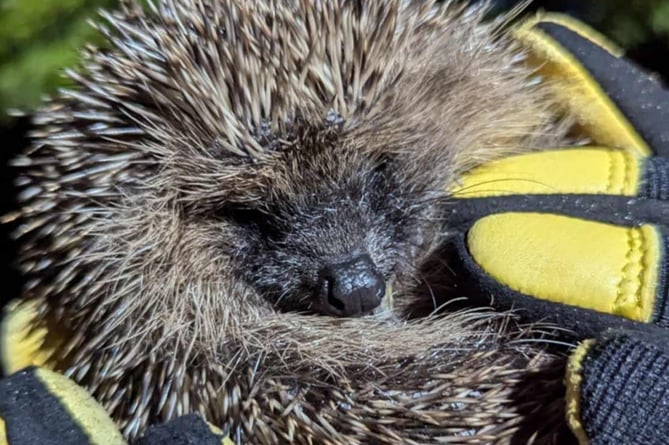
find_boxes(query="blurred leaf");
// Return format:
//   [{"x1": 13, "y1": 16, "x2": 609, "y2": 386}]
[
  {"x1": 0, "y1": 16, "x2": 102, "y2": 113},
  {"x1": 0, "y1": 0, "x2": 117, "y2": 120},
  {"x1": 651, "y1": 1, "x2": 669, "y2": 35}
]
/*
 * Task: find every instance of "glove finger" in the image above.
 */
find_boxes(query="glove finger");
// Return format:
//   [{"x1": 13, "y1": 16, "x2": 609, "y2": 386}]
[
  {"x1": 448, "y1": 195, "x2": 669, "y2": 231},
  {"x1": 137, "y1": 414, "x2": 232, "y2": 445},
  {"x1": 515, "y1": 14, "x2": 669, "y2": 157},
  {"x1": 448, "y1": 148, "x2": 669, "y2": 228},
  {"x1": 451, "y1": 148, "x2": 643, "y2": 199},
  {"x1": 566, "y1": 329, "x2": 669, "y2": 445},
  {"x1": 0, "y1": 366, "x2": 126, "y2": 445},
  {"x1": 449, "y1": 213, "x2": 669, "y2": 337}
]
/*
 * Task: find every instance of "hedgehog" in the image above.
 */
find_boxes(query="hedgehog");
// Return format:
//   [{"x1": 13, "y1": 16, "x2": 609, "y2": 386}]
[{"x1": 6, "y1": 0, "x2": 576, "y2": 443}]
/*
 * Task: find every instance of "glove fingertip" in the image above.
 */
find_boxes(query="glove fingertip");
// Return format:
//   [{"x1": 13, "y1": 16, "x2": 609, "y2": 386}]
[
  {"x1": 567, "y1": 332, "x2": 669, "y2": 445},
  {"x1": 565, "y1": 339, "x2": 596, "y2": 445}
]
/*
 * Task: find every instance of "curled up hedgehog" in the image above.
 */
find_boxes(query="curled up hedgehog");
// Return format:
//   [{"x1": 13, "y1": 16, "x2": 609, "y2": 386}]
[{"x1": 2, "y1": 0, "x2": 580, "y2": 443}]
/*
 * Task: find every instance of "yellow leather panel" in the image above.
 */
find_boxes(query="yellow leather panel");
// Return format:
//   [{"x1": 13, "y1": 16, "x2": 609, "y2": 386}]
[
  {"x1": 451, "y1": 148, "x2": 641, "y2": 198},
  {"x1": 467, "y1": 213, "x2": 659, "y2": 322},
  {"x1": 514, "y1": 15, "x2": 650, "y2": 155}
]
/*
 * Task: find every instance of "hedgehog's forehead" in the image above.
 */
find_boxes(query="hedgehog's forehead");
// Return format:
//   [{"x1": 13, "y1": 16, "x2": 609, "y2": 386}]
[
  {"x1": 57, "y1": 0, "x2": 494, "y2": 209},
  {"x1": 93, "y1": 0, "x2": 464, "y2": 161}
]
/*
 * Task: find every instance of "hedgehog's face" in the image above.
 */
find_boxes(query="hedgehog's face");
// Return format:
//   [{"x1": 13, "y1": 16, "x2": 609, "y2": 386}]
[
  {"x1": 21, "y1": 0, "x2": 560, "y2": 322},
  {"x1": 223, "y1": 142, "x2": 444, "y2": 317}
]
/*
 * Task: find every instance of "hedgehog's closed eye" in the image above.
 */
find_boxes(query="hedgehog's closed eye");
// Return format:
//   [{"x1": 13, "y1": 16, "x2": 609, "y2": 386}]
[
  {"x1": 222, "y1": 205, "x2": 283, "y2": 238},
  {"x1": 221, "y1": 206, "x2": 264, "y2": 225}
]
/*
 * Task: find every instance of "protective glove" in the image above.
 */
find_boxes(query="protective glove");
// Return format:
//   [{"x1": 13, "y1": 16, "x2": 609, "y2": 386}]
[
  {"x1": 564, "y1": 327, "x2": 669, "y2": 445},
  {"x1": 0, "y1": 366, "x2": 232, "y2": 445},
  {"x1": 444, "y1": 14, "x2": 669, "y2": 445}
]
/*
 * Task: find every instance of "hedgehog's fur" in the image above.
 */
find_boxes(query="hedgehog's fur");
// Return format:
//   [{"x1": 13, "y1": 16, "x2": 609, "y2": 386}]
[{"x1": 10, "y1": 0, "x2": 576, "y2": 443}]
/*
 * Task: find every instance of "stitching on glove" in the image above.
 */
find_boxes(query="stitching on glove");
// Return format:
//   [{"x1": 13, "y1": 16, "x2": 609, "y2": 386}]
[
  {"x1": 606, "y1": 149, "x2": 614, "y2": 194},
  {"x1": 614, "y1": 228, "x2": 645, "y2": 318},
  {"x1": 606, "y1": 150, "x2": 624, "y2": 195},
  {"x1": 613, "y1": 228, "x2": 633, "y2": 316},
  {"x1": 623, "y1": 150, "x2": 634, "y2": 195},
  {"x1": 637, "y1": 228, "x2": 659, "y2": 321},
  {"x1": 615, "y1": 150, "x2": 626, "y2": 195},
  {"x1": 635, "y1": 228, "x2": 648, "y2": 316},
  {"x1": 606, "y1": 150, "x2": 632, "y2": 195}
]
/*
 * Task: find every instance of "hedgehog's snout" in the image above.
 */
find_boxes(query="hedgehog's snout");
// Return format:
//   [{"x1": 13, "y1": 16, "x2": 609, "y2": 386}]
[{"x1": 315, "y1": 254, "x2": 385, "y2": 317}]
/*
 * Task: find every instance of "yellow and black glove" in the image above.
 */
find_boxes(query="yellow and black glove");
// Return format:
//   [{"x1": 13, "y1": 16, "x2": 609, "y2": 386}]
[
  {"x1": 446, "y1": 14, "x2": 669, "y2": 445},
  {"x1": 0, "y1": 366, "x2": 232, "y2": 445}
]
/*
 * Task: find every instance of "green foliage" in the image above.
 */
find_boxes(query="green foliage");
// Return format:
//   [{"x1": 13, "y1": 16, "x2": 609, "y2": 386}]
[
  {"x1": 0, "y1": 0, "x2": 117, "y2": 119},
  {"x1": 582, "y1": 0, "x2": 669, "y2": 48}
]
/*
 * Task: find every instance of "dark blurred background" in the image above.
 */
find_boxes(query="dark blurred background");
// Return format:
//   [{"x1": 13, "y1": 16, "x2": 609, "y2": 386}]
[{"x1": 1, "y1": 0, "x2": 669, "y2": 303}]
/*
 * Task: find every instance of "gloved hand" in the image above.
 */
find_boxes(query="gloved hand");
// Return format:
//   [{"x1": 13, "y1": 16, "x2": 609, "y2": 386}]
[
  {"x1": 0, "y1": 366, "x2": 232, "y2": 445},
  {"x1": 0, "y1": 301, "x2": 233, "y2": 444},
  {"x1": 445, "y1": 14, "x2": 669, "y2": 445}
]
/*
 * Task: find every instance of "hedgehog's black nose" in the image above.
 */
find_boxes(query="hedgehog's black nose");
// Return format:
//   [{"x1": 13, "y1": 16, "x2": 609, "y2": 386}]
[{"x1": 316, "y1": 254, "x2": 385, "y2": 317}]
